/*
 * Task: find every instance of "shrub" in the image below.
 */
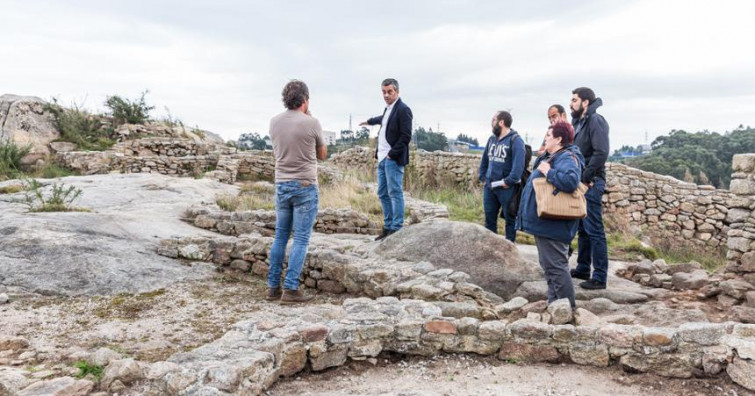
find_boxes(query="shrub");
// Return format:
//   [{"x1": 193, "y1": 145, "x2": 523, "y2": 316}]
[
  {"x1": 104, "y1": 91, "x2": 154, "y2": 126},
  {"x1": 24, "y1": 179, "x2": 84, "y2": 212},
  {"x1": 44, "y1": 100, "x2": 115, "y2": 151},
  {"x1": 0, "y1": 140, "x2": 32, "y2": 179},
  {"x1": 73, "y1": 361, "x2": 104, "y2": 381},
  {"x1": 31, "y1": 162, "x2": 74, "y2": 179}
]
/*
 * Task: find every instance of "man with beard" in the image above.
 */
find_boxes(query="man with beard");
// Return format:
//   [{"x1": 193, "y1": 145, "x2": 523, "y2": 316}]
[
  {"x1": 478, "y1": 110, "x2": 526, "y2": 241},
  {"x1": 568, "y1": 87, "x2": 610, "y2": 290}
]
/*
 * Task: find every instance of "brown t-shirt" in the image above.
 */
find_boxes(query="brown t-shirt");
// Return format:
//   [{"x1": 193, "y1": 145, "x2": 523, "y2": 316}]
[{"x1": 269, "y1": 110, "x2": 325, "y2": 183}]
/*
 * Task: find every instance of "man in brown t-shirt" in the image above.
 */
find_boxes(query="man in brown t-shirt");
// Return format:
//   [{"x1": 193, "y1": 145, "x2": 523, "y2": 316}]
[{"x1": 267, "y1": 80, "x2": 326, "y2": 304}]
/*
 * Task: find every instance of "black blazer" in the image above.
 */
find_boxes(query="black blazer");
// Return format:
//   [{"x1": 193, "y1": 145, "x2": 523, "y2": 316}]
[{"x1": 367, "y1": 98, "x2": 413, "y2": 166}]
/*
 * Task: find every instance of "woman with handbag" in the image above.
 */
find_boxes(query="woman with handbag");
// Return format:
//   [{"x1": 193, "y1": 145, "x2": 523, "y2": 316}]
[{"x1": 516, "y1": 121, "x2": 585, "y2": 309}]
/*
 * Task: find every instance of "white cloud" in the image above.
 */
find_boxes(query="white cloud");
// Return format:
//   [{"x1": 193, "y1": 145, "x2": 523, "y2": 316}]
[{"x1": 1, "y1": 0, "x2": 753, "y2": 150}]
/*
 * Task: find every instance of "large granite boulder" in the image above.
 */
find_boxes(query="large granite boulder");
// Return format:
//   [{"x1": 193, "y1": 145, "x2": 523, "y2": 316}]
[
  {"x1": 0, "y1": 94, "x2": 59, "y2": 165},
  {"x1": 374, "y1": 220, "x2": 542, "y2": 300},
  {"x1": 0, "y1": 173, "x2": 237, "y2": 296}
]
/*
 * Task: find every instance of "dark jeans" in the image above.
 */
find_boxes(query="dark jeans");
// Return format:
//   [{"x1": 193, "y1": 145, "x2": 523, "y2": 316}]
[
  {"x1": 483, "y1": 185, "x2": 517, "y2": 242},
  {"x1": 535, "y1": 235, "x2": 576, "y2": 308},
  {"x1": 574, "y1": 178, "x2": 608, "y2": 284},
  {"x1": 268, "y1": 181, "x2": 319, "y2": 290},
  {"x1": 377, "y1": 158, "x2": 405, "y2": 231}
]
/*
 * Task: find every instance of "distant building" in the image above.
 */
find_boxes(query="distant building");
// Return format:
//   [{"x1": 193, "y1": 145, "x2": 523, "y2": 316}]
[{"x1": 322, "y1": 130, "x2": 337, "y2": 145}]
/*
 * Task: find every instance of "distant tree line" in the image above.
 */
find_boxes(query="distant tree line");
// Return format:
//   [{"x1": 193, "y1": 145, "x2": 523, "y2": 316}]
[
  {"x1": 455, "y1": 133, "x2": 479, "y2": 146},
  {"x1": 621, "y1": 125, "x2": 755, "y2": 188},
  {"x1": 237, "y1": 132, "x2": 268, "y2": 150}
]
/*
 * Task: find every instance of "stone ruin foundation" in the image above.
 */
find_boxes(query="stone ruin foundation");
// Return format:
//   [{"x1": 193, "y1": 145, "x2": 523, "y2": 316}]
[{"x1": 3, "y1": 134, "x2": 755, "y2": 394}]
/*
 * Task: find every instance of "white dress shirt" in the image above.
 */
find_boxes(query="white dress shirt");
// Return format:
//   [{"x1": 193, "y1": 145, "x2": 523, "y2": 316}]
[{"x1": 377, "y1": 100, "x2": 397, "y2": 163}]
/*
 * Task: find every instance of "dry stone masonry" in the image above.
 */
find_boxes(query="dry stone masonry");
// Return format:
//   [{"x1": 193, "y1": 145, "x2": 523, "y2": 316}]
[
  {"x1": 331, "y1": 146, "x2": 481, "y2": 187},
  {"x1": 727, "y1": 154, "x2": 755, "y2": 277},
  {"x1": 157, "y1": 234, "x2": 501, "y2": 307},
  {"x1": 330, "y1": 146, "x2": 754, "y2": 259},
  {"x1": 184, "y1": 206, "x2": 381, "y2": 236},
  {"x1": 604, "y1": 162, "x2": 733, "y2": 254}
]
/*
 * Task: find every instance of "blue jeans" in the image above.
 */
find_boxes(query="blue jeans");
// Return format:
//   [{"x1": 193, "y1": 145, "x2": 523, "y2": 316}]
[
  {"x1": 268, "y1": 181, "x2": 319, "y2": 290},
  {"x1": 377, "y1": 158, "x2": 405, "y2": 231},
  {"x1": 574, "y1": 178, "x2": 608, "y2": 283},
  {"x1": 483, "y1": 185, "x2": 517, "y2": 242}
]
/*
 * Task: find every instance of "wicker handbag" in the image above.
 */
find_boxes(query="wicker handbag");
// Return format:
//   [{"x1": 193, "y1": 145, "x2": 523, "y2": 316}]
[{"x1": 532, "y1": 176, "x2": 589, "y2": 220}]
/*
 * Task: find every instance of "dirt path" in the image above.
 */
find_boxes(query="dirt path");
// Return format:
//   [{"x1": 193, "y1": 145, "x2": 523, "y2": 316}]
[{"x1": 270, "y1": 354, "x2": 753, "y2": 396}]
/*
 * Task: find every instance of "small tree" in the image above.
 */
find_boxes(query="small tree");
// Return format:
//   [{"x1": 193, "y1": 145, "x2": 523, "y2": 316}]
[{"x1": 104, "y1": 91, "x2": 154, "y2": 125}]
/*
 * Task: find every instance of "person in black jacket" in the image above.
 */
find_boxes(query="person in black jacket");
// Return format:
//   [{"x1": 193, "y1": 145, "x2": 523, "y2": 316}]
[
  {"x1": 360, "y1": 78, "x2": 413, "y2": 241},
  {"x1": 569, "y1": 87, "x2": 610, "y2": 290},
  {"x1": 478, "y1": 110, "x2": 525, "y2": 241}
]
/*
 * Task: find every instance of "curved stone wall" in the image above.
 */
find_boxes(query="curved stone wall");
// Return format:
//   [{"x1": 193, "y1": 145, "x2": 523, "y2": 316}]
[
  {"x1": 151, "y1": 235, "x2": 755, "y2": 394},
  {"x1": 330, "y1": 146, "x2": 754, "y2": 258}
]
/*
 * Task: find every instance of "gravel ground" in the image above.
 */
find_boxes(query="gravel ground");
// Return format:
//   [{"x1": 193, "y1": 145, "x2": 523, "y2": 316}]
[{"x1": 269, "y1": 354, "x2": 754, "y2": 396}]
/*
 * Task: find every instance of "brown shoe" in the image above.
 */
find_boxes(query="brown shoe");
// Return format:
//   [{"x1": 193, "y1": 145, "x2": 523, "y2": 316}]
[
  {"x1": 266, "y1": 287, "x2": 282, "y2": 301},
  {"x1": 280, "y1": 289, "x2": 314, "y2": 305}
]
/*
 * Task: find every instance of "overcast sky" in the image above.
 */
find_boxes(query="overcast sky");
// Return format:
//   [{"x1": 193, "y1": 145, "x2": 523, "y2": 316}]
[{"x1": 2, "y1": 0, "x2": 754, "y2": 149}]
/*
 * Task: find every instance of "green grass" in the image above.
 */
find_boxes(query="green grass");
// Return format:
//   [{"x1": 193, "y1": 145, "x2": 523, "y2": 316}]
[
  {"x1": 607, "y1": 232, "x2": 659, "y2": 261},
  {"x1": 28, "y1": 162, "x2": 74, "y2": 179},
  {"x1": 605, "y1": 231, "x2": 726, "y2": 272},
  {"x1": 0, "y1": 184, "x2": 24, "y2": 194},
  {"x1": 73, "y1": 361, "x2": 104, "y2": 381},
  {"x1": 654, "y1": 240, "x2": 727, "y2": 272}
]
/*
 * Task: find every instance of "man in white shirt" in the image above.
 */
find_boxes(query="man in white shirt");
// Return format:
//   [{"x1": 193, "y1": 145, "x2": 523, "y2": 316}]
[{"x1": 360, "y1": 78, "x2": 413, "y2": 241}]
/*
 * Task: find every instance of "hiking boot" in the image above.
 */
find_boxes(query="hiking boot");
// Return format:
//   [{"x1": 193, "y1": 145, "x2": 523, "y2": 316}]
[
  {"x1": 266, "y1": 287, "x2": 282, "y2": 301},
  {"x1": 280, "y1": 289, "x2": 314, "y2": 305},
  {"x1": 375, "y1": 228, "x2": 390, "y2": 241},
  {"x1": 570, "y1": 269, "x2": 590, "y2": 280},
  {"x1": 579, "y1": 279, "x2": 607, "y2": 290}
]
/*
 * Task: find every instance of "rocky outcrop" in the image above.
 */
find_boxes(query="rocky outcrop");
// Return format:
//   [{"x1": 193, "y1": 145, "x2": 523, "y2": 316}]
[
  {"x1": 0, "y1": 174, "x2": 236, "y2": 296},
  {"x1": 0, "y1": 94, "x2": 58, "y2": 165},
  {"x1": 375, "y1": 220, "x2": 542, "y2": 300}
]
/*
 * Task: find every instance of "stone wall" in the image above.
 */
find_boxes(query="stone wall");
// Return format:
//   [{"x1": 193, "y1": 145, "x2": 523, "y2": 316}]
[
  {"x1": 331, "y1": 146, "x2": 481, "y2": 187},
  {"x1": 53, "y1": 141, "x2": 349, "y2": 186},
  {"x1": 184, "y1": 206, "x2": 381, "y2": 236},
  {"x1": 151, "y1": 299, "x2": 755, "y2": 394},
  {"x1": 330, "y1": 146, "x2": 754, "y2": 257},
  {"x1": 158, "y1": 235, "x2": 500, "y2": 306},
  {"x1": 727, "y1": 154, "x2": 755, "y2": 276},
  {"x1": 57, "y1": 150, "x2": 219, "y2": 177},
  {"x1": 603, "y1": 162, "x2": 733, "y2": 253},
  {"x1": 153, "y1": 235, "x2": 755, "y2": 393},
  {"x1": 113, "y1": 137, "x2": 230, "y2": 157}
]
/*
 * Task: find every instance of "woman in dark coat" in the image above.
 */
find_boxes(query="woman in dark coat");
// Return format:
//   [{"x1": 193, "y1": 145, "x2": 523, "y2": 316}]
[{"x1": 516, "y1": 121, "x2": 585, "y2": 308}]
